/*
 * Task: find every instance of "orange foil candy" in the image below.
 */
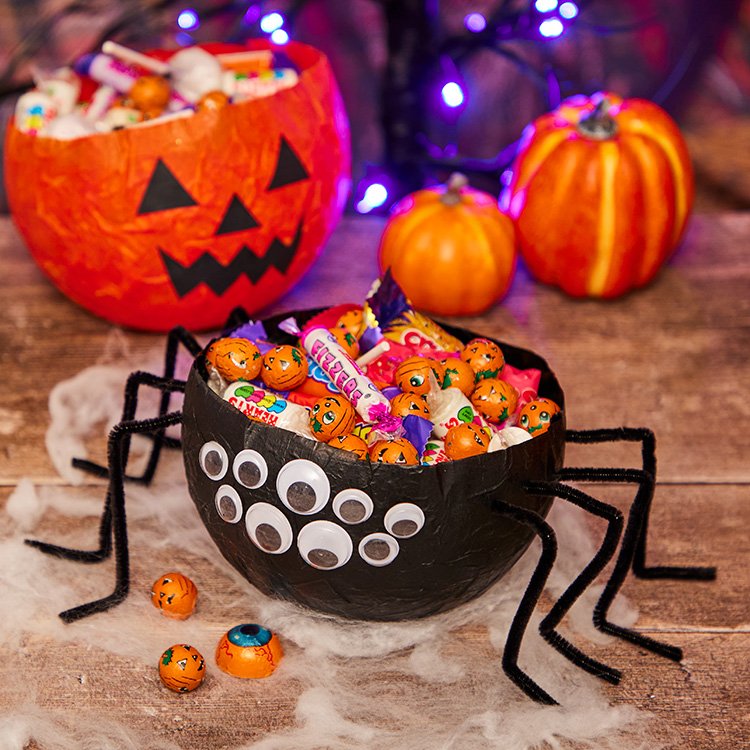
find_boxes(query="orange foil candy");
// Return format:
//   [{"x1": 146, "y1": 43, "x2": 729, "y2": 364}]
[
  {"x1": 150, "y1": 572, "x2": 197, "y2": 619},
  {"x1": 159, "y1": 644, "x2": 206, "y2": 692},
  {"x1": 216, "y1": 623, "x2": 283, "y2": 678}
]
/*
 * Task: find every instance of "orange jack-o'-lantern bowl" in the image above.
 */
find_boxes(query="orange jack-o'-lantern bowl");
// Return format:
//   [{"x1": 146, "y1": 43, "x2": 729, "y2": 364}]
[{"x1": 4, "y1": 41, "x2": 351, "y2": 331}]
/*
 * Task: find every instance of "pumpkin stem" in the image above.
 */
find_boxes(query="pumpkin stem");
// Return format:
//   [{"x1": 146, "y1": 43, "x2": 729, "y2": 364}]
[
  {"x1": 577, "y1": 97, "x2": 618, "y2": 140},
  {"x1": 442, "y1": 173, "x2": 468, "y2": 205}
]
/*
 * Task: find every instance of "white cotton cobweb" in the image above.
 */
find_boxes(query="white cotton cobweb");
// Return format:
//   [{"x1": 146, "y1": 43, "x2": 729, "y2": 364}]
[{"x1": 0, "y1": 353, "x2": 658, "y2": 750}]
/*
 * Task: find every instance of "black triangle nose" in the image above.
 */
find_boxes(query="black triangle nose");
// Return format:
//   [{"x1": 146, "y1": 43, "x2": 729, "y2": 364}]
[{"x1": 215, "y1": 195, "x2": 261, "y2": 235}]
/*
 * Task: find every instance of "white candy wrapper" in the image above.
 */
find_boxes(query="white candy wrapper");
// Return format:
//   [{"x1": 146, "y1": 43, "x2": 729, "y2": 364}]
[
  {"x1": 427, "y1": 386, "x2": 488, "y2": 439},
  {"x1": 301, "y1": 326, "x2": 391, "y2": 423}
]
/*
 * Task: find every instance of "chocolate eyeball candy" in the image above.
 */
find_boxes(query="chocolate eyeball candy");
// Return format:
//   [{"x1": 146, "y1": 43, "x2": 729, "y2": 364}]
[
  {"x1": 328, "y1": 433, "x2": 369, "y2": 459},
  {"x1": 439, "y1": 357, "x2": 476, "y2": 396},
  {"x1": 128, "y1": 75, "x2": 170, "y2": 118},
  {"x1": 310, "y1": 394, "x2": 356, "y2": 441},
  {"x1": 471, "y1": 378, "x2": 519, "y2": 424},
  {"x1": 518, "y1": 398, "x2": 561, "y2": 436},
  {"x1": 444, "y1": 422, "x2": 491, "y2": 460},
  {"x1": 261, "y1": 345, "x2": 308, "y2": 390},
  {"x1": 206, "y1": 337, "x2": 262, "y2": 383},
  {"x1": 159, "y1": 644, "x2": 206, "y2": 693},
  {"x1": 330, "y1": 326, "x2": 360, "y2": 358},
  {"x1": 150, "y1": 572, "x2": 197, "y2": 620},
  {"x1": 336, "y1": 308, "x2": 365, "y2": 339},
  {"x1": 369, "y1": 438, "x2": 420, "y2": 465},
  {"x1": 197, "y1": 90, "x2": 230, "y2": 112},
  {"x1": 216, "y1": 624, "x2": 283, "y2": 679},
  {"x1": 394, "y1": 357, "x2": 444, "y2": 396},
  {"x1": 390, "y1": 392, "x2": 431, "y2": 420},
  {"x1": 461, "y1": 338, "x2": 505, "y2": 382}
]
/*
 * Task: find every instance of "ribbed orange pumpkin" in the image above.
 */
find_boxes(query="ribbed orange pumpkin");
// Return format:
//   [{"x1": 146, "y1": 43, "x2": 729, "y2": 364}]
[
  {"x1": 378, "y1": 174, "x2": 516, "y2": 316},
  {"x1": 506, "y1": 92, "x2": 694, "y2": 298}
]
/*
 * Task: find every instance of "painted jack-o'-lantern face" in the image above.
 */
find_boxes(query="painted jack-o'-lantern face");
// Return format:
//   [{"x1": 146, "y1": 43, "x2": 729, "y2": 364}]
[
  {"x1": 461, "y1": 339, "x2": 505, "y2": 382},
  {"x1": 327, "y1": 432, "x2": 368, "y2": 459},
  {"x1": 150, "y1": 572, "x2": 198, "y2": 620},
  {"x1": 336, "y1": 308, "x2": 365, "y2": 339},
  {"x1": 329, "y1": 327, "x2": 360, "y2": 358},
  {"x1": 471, "y1": 378, "x2": 519, "y2": 424},
  {"x1": 5, "y1": 41, "x2": 350, "y2": 332},
  {"x1": 261, "y1": 345, "x2": 308, "y2": 391},
  {"x1": 444, "y1": 422, "x2": 491, "y2": 460},
  {"x1": 394, "y1": 357, "x2": 444, "y2": 396},
  {"x1": 216, "y1": 623, "x2": 283, "y2": 679},
  {"x1": 158, "y1": 644, "x2": 206, "y2": 693},
  {"x1": 369, "y1": 438, "x2": 420, "y2": 465},
  {"x1": 518, "y1": 398, "x2": 561, "y2": 436},
  {"x1": 439, "y1": 357, "x2": 476, "y2": 396},
  {"x1": 310, "y1": 395, "x2": 356, "y2": 441},
  {"x1": 206, "y1": 338, "x2": 261, "y2": 383},
  {"x1": 390, "y1": 392, "x2": 431, "y2": 420}
]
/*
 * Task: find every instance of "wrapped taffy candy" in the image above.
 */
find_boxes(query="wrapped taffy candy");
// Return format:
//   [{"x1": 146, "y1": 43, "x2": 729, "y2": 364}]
[
  {"x1": 426, "y1": 386, "x2": 488, "y2": 439},
  {"x1": 224, "y1": 382, "x2": 314, "y2": 440},
  {"x1": 421, "y1": 439, "x2": 450, "y2": 465},
  {"x1": 365, "y1": 270, "x2": 463, "y2": 356}
]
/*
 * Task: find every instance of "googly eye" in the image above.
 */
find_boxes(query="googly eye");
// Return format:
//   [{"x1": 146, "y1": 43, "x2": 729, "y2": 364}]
[
  {"x1": 199, "y1": 441, "x2": 228, "y2": 480},
  {"x1": 245, "y1": 502, "x2": 293, "y2": 554},
  {"x1": 332, "y1": 489, "x2": 373, "y2": 525},
  {"x1": 276, "y1": 459, "x2": 330, "y2": 515},
  {"x1": 297, "y1": 521, "x2": 352, "y2": 570},
  {"x1": 232, "y1": 449, "x2": 268, "y2": 489},
  {"x1": 215, "y1": 484, "x2": 242, "y2": 524},
  {"x1": 358, "y1": 533, "x2": 399, "y2": 567},
  {"x1": 384, "y1": 503, "x2": 425, "y2": 539}
]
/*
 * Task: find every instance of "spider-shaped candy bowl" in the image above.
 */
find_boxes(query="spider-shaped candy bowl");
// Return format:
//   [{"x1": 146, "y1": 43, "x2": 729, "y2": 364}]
[{"x1": 182, "y1": 310, "x2": 566, "y2": 622}]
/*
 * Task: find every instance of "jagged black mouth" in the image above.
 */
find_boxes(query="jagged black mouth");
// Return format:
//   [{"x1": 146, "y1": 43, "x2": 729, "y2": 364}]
[{"x1": 159, "y1": 219, "x2": 304, "y2": 298}]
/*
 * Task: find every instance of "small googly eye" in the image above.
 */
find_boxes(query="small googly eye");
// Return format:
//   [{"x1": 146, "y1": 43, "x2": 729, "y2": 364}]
[
  {"x1": 199, "y1": 441, "x2": 228, "y2": 480},
  {"x1": 245, "y1": 502, "x2": 293, "y2": 554},
  {"x1": 233, "y1": 449, "x2": 268, "y2": 489},
  {"x1": 359, "y1": 533, "x2": 399, "y2": 567},
  {"x1": 297, "y1": 521, "x2": 352, "y2": 569},
  {"x1": 384, "y1": 503, "x2": 425, "y2": 539},
  {"x1": 332, "y1": 489, "x2": 373, "y2": 525},
  {"x1": 276, "y1": 459, "x2": 330, "y2": 515},
  {"x1": 215, "y1": 485, "x2": 242, "y2": 523}
]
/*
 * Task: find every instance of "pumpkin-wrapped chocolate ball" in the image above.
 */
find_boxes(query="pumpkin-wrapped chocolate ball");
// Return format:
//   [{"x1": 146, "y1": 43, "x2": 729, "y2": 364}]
[
  {"x1": 329, "y1": 326, "x2": 360, "y2": 358},
  {"x1": 394, "y1": 357, "x2": 444, "y2": 396},
  {"x1": 336, "y1": 308, "x2": 366, "y2": 339},
  {"x1": 309, "y1": 395, "x2": 356, "y2": 441},
  {"x1": 216, "y1": 623, "x2": 283, "y2": 679},
  {"x1": 261, "y1": 345, "x2": 308, "y2": 390},
  {"x1": 471, "y1": 378, "x2": 518, "y2": 424},
  {"x1": 461, "y1": 338, "x2": 505, "y2": 382},
  {"x1": 444, "y1": 422, "x2": 491, "y2": 460},
  {"x1": 518, "y1": 398, "x2": 560, "y2": 436},
  {"x1": 158, "y1": 644, "x2": 206, "y2": 693},
  {"x1": 206, "y1": 338, "x2": 262, "y2": 382},
  {"x1": 328, "y1": 432, "x2": 369, "y2": 459},
  {"x1": 439, "y1": 357, "x2": 476, "y2": 396},
  {"x1": 390, "y1": 392, "x2": 431, "y2": 420},
  {"x1": 369, "y1": 438, "x2": 420, "y2": 465},
  {"x1": 150, "y1": 572, "x2": 198, "y2": 620}
]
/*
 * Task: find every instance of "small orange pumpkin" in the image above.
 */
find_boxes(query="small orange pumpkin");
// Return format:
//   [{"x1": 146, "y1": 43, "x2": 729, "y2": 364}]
[
  {"x1": 505, "y1": 92, "x2": 694, "y2": 298},
  {"x1": 390, "y1": 392, "x2": 431, "y2": 420},
  {"x1": 439, "y1": 357, "x2": 476, "y2": 396},
  {"x1": 369, "y1": 438, "x2": 420, "y2": 465},
  {"x1": 461, "y1": 338, "x2": 505, "y2": 382},
  {"x1": 378, "y1": 173, "x2": 516, "y2": 316},
  {"x1": 327, "y1": 432, "x2": 369, "y2": 459},
  {"x1": 471, "y1": 378, "x2": 518, "y2": 424},
  {"x1": 309, "y1": 394, "x2": 356, "y2": 441},
  {"x1": 261, "y1": 345, "x2": 308, "y2": 390},
  {"x1": 518, "y1": 398, "x2": 561, "y2": 436},
  {"x1": 150, "y1": 571, "x2": 198, "y2": 620},
  {"x1": 394, "y1": 356, "x2": 444, "y2": 396},
  {"x1": 158, "y1": 644, "x2": 206, "y2": 693},
  {"x1": 444, "y1": 422, "x2": 491, "y2": 460},
  {"x1": 205, "y1": 337, "x2": 261, "y2": 382}
]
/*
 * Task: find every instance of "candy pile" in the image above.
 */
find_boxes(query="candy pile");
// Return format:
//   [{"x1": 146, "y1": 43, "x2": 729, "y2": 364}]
[
  {"x1": 206, "y1": 273, "x2": 562, "y2": 466},
  {"x1": 14, "y1": 41, "x2": 298, "y2": 140}
]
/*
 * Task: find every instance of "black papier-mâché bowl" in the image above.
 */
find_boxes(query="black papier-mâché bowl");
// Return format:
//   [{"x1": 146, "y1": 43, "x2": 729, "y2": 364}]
[{"x1": 182, "y1": 309, "x2": 566, "y2": 621}]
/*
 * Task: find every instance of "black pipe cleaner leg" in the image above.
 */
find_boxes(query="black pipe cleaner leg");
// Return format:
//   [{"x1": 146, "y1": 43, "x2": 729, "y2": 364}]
[
  {"x1": 223, "y1": 306, "x2": 251, "y2": 332},
  {"x1": 565, "y1": 428, "x2": 716, "y2": 581},
  {"x1": 26, "y1": 374, "x2": 184, "y2": 564},
  {"x1": 491, "y1": 499, "x2": 559, "y2": 705},
  {"x1": 524, "y1": 480, "x2": 623, "y2": 685},
  {"x1": 57, "y1": 410, "x2": 184, "y2": 624},
  {"x1": 72, "y1": 325, "x2": 199, "y2": 482}
]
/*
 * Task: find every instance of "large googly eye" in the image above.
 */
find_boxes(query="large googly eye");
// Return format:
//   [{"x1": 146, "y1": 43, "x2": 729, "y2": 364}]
[
  {"x1": 233, "y1": 449, "x2": 268, "y2": 489},
  {"x1": 215, "y1": 485, "x2": 242, "y2": 524},
  {"x1": 384, "y1": 503, "x2": 425, "y2": 539},
  {"x1": 332, "y1": 489, "x2": 373, "y2": 525},
  {"x1": 245, "y1": 503, "x2": 293, "y2": 554},
  {"x1": 276, "y1": 459, "x2": 330, "y2": 515},
  {"x1": 199, "y1": 441, "x2": 228, "y2": 480},
  {"x1": 358, "y1": 533, "x2": 399, "y2": 567},
  {"x1": 297, "y1": 521, "x2": 352, "y2": 570}
]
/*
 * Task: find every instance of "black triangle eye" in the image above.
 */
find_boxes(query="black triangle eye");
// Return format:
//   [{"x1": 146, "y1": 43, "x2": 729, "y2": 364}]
[
  {"x1": 137, "y1": 159, "x2": 198, "y2": 215},
  {"x1": 215, "y1": 195, "x2": 261, "y2": 235},
  {"x1": 267, "y1": 137, "x2": 309, "y2": 191}
]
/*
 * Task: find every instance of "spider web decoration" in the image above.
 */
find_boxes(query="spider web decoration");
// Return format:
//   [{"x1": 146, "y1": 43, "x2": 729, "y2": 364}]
[{"x1": 0, "y1": 348, "x2": 659, "y2": 750}]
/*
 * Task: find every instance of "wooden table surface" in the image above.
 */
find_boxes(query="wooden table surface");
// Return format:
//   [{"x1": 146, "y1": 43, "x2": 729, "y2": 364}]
[{"x1": 0, "y1": 213, "x2": 748, "y2": 748}]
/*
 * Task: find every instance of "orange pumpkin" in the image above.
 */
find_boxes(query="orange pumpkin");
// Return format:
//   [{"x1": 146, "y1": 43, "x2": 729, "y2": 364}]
[
  {"x1": 205, "y1": 337, "x2": 261, "y2": 382},
  {"x1": 471, "y1": 378, "x2": 518, "y2": 424},
  {"x1": 389, "y1": 391, "x2": 431, "y2": 420},
  {"x1": 261, "y1": 345, "x2": 308, "y2": 390},
  {"x1": 309, "y1": 394, "x2": 356, "y2": 441},
  {"x1": 158, "y1": 644, "x2": 206, "y2": 693},
  {"x1": 150, "y1": 571, "x2": 198, "y2": 620},
  {"x1": 439, "y1": 357, "x2": 476, "y2": 396},
  {"x1": 327, "y1": 432, "x2": 369, "y2": 459},
  {"x1": 517, "y1": 398, "x2": 561, "y2": 436},
  {"x1": 369, "y1": 438, "x2": 420, "y2": 466},
  {"x1": 444, "y1": 422, "x2": 491, "y2": 460},
  {"x1": 506, "y1": 92, "x2": 693, "y2": 298},
  {"x1": 394, "y1": 356, "x2": 444, "y2": 396},
  {"x1": 378, "y1": 173, "x2": 516, "y2": 316},
  {"x1": 4, "y1": 41, "x2": 350, "y2": 331}
]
